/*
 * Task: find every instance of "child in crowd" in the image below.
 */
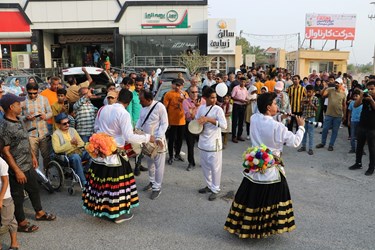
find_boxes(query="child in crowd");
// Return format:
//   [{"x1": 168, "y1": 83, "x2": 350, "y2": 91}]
[
  {"x1": 298, "y1": 84, "x2": 319, "y2": 155},
  {"x1": 220, "y1": 95, "x2": 232, "y2": 147},
  {"x1": 0, "y1": 156, "x2": 19, "y2": 250},
  {"x1": 260, "y1": 86, "x2": 268, "y2": 94},
  {"x1": 347, "y1": 89, "x2": 363, "y2": 153},
  {"x1": 245, "y1": 86, "x2": 257, "y2": 140},
  {"x1": 51, "y1": 88, "x2": 69, "y2": 130}
]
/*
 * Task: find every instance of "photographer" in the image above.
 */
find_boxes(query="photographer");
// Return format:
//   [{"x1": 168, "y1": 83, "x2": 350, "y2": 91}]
[
  {"x1": 183, "y1": 85, "x2": 205, "y2": 171},
  {"x1": 349, "y1": 80, "x2": 375, "y2": 175}
]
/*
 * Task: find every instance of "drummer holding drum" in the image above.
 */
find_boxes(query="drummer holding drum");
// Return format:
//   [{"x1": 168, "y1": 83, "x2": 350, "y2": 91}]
[{"x1": 137, "y1": 90, "x2": 169, "y2": 200}]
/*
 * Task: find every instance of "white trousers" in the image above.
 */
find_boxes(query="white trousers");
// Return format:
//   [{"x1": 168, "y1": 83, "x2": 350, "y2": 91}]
[
  {"x1": 199, "y1": 150, "x2": 222, "y2": 194},
  {"x1": 146, "y1": 152, "x2": 166, "y2": 191}
]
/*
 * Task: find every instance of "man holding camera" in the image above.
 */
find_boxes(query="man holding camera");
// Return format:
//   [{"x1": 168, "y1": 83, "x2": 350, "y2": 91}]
[
  {"x1": 183, "y1": 85, "x2": 205, "y2": 171},
  {"x1": 349, "y1": 80, "x2": 375, "y2": 175}
]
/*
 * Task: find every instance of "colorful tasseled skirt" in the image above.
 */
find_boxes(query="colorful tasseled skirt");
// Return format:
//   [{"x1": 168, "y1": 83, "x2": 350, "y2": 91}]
[
  {"x1": 82, "y1": 155, "x2": 139, "y2": 219},
  {"x1": 224, "y1": 174, "x2": 296, "y2": 239}
]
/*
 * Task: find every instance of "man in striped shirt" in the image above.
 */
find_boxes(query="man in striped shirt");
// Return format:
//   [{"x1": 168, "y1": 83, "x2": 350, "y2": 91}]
[
  {"x1": 73, "y1": 87, "x2": 97, "y2": 142},
  {"x1": 22, "y1": 82, "x2": 53, "y2": 171},
  {"x1": 287, "y1": 75, "x2": 306, "y2": 132}
]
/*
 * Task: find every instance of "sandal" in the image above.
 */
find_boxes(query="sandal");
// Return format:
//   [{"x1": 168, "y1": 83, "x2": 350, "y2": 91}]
[
  {"x1": 18, "y1": 222, "x2": 39, "y2": 233},
  {"x1": 35, "y1": 212, "x2": 56, "y2": 221}
]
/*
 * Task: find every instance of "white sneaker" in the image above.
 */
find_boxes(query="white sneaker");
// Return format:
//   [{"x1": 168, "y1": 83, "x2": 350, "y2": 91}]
[
  {"x1": 114, "y1": 213, "x2": 134, "y2": 223},
  {"x1": 180, "y1": 151, "x2": 186, "y2": 156},
  {"x1": 246, "y1": 136, "x2": 250, "y2": 140}
]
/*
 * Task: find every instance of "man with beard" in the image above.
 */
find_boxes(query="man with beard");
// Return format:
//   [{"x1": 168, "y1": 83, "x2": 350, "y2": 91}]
[{"x1": 316, "y1": 78, "x2": 346, "y2": 151}]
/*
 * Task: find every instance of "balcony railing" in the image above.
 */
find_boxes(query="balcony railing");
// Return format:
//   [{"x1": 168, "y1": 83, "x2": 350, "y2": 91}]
[{"x1": 124, "y1": 56, "x2": 182, "y2": 68}]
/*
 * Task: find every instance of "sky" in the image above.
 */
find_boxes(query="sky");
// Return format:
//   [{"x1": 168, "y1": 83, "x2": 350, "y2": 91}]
[{"x1": 209, "y1": 0, "x2": 375, "y2": 65}]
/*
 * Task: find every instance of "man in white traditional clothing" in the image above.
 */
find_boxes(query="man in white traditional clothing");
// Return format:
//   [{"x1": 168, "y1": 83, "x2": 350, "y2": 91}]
[
  {"x1": 136, "y1": 90, "x2": 168, "y2": 200},
  {"x1": 196, "y1": 87, "x2": 227, "y2": 201},
  {"x1": 88, "y1": 89, "x2": 155, "y2": 223}
]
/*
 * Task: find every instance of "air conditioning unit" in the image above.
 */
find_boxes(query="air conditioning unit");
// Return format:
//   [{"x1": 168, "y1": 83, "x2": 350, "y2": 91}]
[{"x1": 17, "y1": 54, "x2": 30, "y2": 69}]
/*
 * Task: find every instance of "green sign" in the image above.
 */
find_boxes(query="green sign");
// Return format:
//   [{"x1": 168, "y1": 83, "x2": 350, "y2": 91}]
[{"x1": 142, "y1": 10, "x2": 189, "y2": 29}]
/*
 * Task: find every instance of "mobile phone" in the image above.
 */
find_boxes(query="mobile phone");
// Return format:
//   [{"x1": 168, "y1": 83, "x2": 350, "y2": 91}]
[
  {"x1": 34, "y1": 114, "x2": 42, "y2": 118},
  {"x1": 64, "y1": 100, "x2": 68, "y2": 105}
]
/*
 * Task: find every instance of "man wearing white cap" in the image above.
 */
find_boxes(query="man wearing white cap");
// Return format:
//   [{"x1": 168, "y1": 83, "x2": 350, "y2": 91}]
[{"x1": 316, "y1": 78, "x2": 346, "y2": 151}]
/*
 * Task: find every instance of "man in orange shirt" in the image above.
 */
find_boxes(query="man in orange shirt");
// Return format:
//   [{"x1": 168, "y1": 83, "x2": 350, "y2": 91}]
[
  {"x1": 163, "y1": 78, "x2": 187, "y2": 165},
  {"x1": 264, "y1": 74, "x2": 277, "y2": 92},
  {"x1": 40, "y1": 76, "x2": 60, "y2": 134}
]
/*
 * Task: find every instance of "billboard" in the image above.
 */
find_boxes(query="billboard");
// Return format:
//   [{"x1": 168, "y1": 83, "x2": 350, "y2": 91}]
[
  {"x1": 305, "y1": 14, "x2": 356, "y2": 40},
  {"x1": 208, "y1": 18, "x2": 236, "y2": 55}
]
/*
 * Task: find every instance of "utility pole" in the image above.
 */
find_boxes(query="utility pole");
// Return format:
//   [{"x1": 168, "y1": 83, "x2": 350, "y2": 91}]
[{"x1": 370, "y1": 2, "x2": 375, "y2": 74}]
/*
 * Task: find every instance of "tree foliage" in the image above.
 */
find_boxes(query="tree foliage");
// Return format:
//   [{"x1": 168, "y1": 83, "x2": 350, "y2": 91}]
[
  {"x1": 236, "y1": 37, "x2": 269, "y2": 65},
  {"x1": 179, "y1": 50, "x2": 209, "y2": 75},
  {"x1": 347, "y1": 63, "x2": 374, "y2": 74}
]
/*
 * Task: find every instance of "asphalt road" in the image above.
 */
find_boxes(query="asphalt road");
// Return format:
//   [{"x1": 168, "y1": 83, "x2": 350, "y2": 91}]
[{"x1": 1, "y1": 126, "x2": 374, "y2": 250}]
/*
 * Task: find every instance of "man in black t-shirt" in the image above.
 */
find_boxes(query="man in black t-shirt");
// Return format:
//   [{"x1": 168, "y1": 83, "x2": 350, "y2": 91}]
[
  {"x1": 349, "y1": 80, "x2": 375, "y2": 175},
  {"x1": 0, "y1": 93, "x2": 56, "y2": 233}
]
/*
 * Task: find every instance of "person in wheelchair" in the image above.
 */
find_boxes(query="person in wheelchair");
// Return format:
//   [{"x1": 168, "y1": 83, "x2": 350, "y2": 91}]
[{"x1": 51, "y1": 113, "x2": 89, "y2": 185}]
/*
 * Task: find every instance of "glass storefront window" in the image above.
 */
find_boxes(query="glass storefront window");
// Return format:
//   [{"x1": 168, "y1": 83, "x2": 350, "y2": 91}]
[{"x1": 124, "y1": 35, "x2": 199, "y2": 63}]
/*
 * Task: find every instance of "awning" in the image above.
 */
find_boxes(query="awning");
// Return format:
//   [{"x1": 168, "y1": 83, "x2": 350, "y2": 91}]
[{"x1": 0, "y1": 11, "x2": 31, "y2": 43}]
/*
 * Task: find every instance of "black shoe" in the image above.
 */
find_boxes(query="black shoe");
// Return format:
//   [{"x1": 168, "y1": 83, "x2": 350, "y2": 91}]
[
  {"x1": 143, "y1": 182, "x2": 153, "y2": 191},
  {"x1": 208, "y1": 193, "x2": 218, "y2": 201},
  {"x1": 365, "y1": 168, "x2": 374, "y2": 176},
  {"x1": 114, "y1": 213, "x2": 133, "y2": 223},
  {"x1": 134, "y1": 165, "x2": 140, "y2": 176},
  {"x1": 186, "y1": 164, "x2": 195, "y2": 171},
  {"x1": 298, "y1": 147, "x2": 306, "y2": 152},
  {"x1": 139, "y1": 165, "x2": 148, "y2": 172},
  {"x1": 198, "y1": 187, "x2": 211, "y2": 194},
  {"x1": 308, "y1": 149, "x2": 314, "y2": 155},
  {"x1": 174, "y1": 154, "x2": 184, "y2": 162},
  {"x1": 150, "y1": 190, "x2": 162, "y2": 200},
  {"x1": 328, "y1": 146, "x2": 334, "y2": 151},
  {"x1": 167, "y1": 158, "x2": 173, "y2": 165},
  {"x1": 363, "y1": 151, "x2": 367, "y2": 155},
  {"x1": 348, "y1": 149, "x2": 355, "y2": 154},
  {"x1": 348, "y1": 163, "x2": 362, "y2": 170},
  {"x1": 316, "y1": 143, "x2": 325, "y2": 148}
]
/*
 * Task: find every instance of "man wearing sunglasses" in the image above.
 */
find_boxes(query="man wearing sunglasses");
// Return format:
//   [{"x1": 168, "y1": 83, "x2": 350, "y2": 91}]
[
  {"x1": 51, "y1": 113, "x2": 88, "y2": 185},
  {"x1": 21, "y1": 82, "x2": 53, "y2": 172}
]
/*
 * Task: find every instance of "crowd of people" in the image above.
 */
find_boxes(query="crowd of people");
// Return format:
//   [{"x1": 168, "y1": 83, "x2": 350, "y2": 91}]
[{"x1": 0, "y1": 65, "x2": 374, "y2": 246}]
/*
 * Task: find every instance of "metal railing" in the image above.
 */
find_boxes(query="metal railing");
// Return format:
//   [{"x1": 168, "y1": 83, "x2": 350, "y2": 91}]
[
  {"x1": 124, "y1": 56, "x2": 182, "y2": 68},
  {"x1": 0, "y1": 59, "x2": 12, "y2": 69}
]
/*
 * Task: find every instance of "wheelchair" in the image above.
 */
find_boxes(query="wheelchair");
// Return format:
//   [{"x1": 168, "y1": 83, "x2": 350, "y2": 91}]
[{"x1": 45, "y1": 153, "x2": 88, "y2": 195}]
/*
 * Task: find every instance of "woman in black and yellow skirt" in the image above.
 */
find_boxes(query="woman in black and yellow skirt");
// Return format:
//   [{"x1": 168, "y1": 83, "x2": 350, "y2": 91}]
[
  {"x1": 82, "y1": 89, "x2": 153, "y2": 223},
  {"x1": 224, "y1": 92, "x2": 306, "y2": 238}
]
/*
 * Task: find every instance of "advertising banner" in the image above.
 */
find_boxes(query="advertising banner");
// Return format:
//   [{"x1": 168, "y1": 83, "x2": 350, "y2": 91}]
[
  {"x1": 305, "y1": 14, "x2": 356, "y2": 40},
  {"x1": 208, "y1": 18, "x2": 236, "y2": 55}
]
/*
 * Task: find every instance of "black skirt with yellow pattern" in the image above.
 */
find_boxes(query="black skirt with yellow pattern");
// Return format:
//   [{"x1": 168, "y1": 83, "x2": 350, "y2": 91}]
[{"x1": 224, "y1": 174, "x2": 295, "y2": 239}]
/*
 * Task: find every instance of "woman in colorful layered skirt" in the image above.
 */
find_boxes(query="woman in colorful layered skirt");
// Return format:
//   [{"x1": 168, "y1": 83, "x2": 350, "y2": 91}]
[
  {"x1": 82, "y1": 89, "x2": 154, "y2": 223},
  {"x1": 224, "y1": 92, "x2": 305, "y2": 238}
]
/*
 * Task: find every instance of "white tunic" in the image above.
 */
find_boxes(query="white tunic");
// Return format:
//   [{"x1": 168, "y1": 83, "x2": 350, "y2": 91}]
[
  {"x1": 135, "y1": 100, "x2": 169, "y2": 151},
  {"x1": 196, "y1": 104, "x2": 227, "y2": 152},
  {"x1": 94, "y1": 103, "x2": 150, "y2": 147},
  {"x1": 248, "y1": 112, "x2": 305, "y2": 184}
]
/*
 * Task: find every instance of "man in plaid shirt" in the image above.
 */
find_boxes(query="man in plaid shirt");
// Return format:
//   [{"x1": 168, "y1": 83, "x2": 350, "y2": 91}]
[
  {"x1": 73, "y1": 87, "x2": 97, "y2": 142},
  {"x1": 22, "y1": 82, "x2": 53, "y2": 170},
  {"x1": 298, "y1": 85, "x2": 319, "y2": 155}
]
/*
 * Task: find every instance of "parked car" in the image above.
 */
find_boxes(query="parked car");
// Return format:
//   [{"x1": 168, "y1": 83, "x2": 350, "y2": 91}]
[
  {"x1": 154, "y1": 68, "x2": 191, "y2": 101},
  {"x1": 3, "y1": 75, "x2": 47, "y2": 95},
  {"x1": 62, "y1": 67, "x2": 114, "y2": 108}
]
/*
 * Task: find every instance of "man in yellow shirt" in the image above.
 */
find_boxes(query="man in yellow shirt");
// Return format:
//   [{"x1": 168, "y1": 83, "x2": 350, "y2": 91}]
[{"x1": 51, "y1": 113, "x2": 89, "y2": 185}]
